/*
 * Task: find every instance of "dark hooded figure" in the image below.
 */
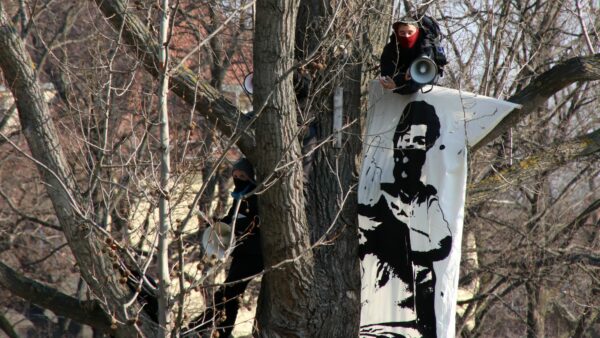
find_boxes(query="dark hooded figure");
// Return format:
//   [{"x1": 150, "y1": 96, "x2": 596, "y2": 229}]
[
  {"x1": 185, "y1": 157, "x2": 262, "y2": 338},
  {"x1": 358, "y1": 101, "x2": 452, "y2": 337},
  {"x1": 126, "y1": 158, "x2": 262, "y2": 337}
]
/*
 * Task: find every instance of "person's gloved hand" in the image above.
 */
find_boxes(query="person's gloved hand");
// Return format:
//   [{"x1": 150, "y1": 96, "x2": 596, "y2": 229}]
[{"x1": 379, "y1": 75, "x2": 396, "y2": 89}]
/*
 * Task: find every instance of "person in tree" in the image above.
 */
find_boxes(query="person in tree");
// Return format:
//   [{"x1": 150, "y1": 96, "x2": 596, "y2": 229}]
[
  {"x1": 186, "y1": 157, "x2": 262, "y2": 338},
  {"x1": 125, "y1": 158, "x2": 261, "y2": 337},
  {"x1": 379, "y1": 15, "x2": 447, "y2": 94}
]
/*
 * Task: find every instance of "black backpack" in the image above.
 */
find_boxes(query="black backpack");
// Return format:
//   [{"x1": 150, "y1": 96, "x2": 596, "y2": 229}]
[{"x1": 418, "y1": 16, "x2": 448, "y2": 73}]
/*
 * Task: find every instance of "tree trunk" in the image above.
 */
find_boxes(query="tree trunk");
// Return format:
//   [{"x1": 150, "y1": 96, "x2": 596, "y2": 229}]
[
  {"x1": 252, "y1": 1, "x2": 316, "y2": 337},
  {"x1": 157, "y1": 0, "x2": 172, "y2": 335},
  {"x1": 526, "y1": 281, "x2": 547, "y2": 338},
  {"x1": 298, "y1": 1, "x2": 389, "y2": 336},
  {"x1": 0, "y1": 5, "x2": 154, "y2": 337}
]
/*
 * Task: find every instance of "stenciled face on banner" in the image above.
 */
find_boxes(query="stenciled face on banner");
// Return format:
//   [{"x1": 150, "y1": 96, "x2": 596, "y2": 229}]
[
  {"x1": 359, "y1": 101, "x2": 452, "y2": 338},
  {"x1": 358, "y1": 83, "x2": 520, "y2": 338}
]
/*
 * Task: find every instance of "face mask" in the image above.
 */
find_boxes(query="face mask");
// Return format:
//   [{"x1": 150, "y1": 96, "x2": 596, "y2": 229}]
[
  {"x1": 397, "y1": 29, "x2": 420, "y2": 49},
  {"x1": 232, "y1": 179, "x2": 255, "y2": 199},
  {"x1": 233, "y1": 178, "x2": 249, "y2": 189}
]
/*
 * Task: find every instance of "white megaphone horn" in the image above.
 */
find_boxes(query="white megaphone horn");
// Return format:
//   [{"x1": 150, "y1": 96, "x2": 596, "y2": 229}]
[
  {"x1": 243, "y1": 72, "x2": 253, "y2": 95},
  {"x1": 409, "y1": 55, "x2": 438, "y2": 85},
  {"x1": 201, "y1": 221, "x2": 232, "y2": 260}
]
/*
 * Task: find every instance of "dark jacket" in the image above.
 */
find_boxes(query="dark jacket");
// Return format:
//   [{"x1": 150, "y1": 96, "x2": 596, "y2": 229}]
[
  {"x1": 221, "y1": 193, "x2": 261, "y2": 257},
  {"x1": 380, "y1": 33, "x2": 426, "y2": 94}
]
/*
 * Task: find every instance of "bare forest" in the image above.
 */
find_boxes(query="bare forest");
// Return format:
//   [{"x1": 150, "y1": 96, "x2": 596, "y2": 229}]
[{"x1": 0, "y1": 0, "x2": 598, "y2": 337}]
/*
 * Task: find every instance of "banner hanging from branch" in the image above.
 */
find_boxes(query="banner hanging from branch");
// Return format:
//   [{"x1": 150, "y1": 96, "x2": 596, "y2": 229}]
[{"x1": 358, "y1": 82, "x2": 520, "y2": 338}]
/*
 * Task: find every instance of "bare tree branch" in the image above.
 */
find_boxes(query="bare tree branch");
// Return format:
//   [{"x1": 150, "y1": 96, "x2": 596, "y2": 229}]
[
  {"x1": 22, "y1": 243, "x2": 69, "y2": 267},
  {"x1": 0, "y1": 187, "x2": 61, "y2": 231},
  {"x1": 156, "y1": 0, "x2": 172, "y2": 334},
  {"x1": 0, "y1": 312, "x2": 21, "y2": 338},
  {"x1": 0, "y1": 261, "x2": 112, "y2": 334},
  {"x1": 91, "y1": 0, "x2": 255, "y2": 153},
  {"x1": 473, "y1": 54, "x2": 600, "y2": 151},
  {"x1": 572, "y1": 304, "x2": 600, "y2": 338},
  {"x1": 468, "y1": 128, "x2": 600, "y2": 205}
]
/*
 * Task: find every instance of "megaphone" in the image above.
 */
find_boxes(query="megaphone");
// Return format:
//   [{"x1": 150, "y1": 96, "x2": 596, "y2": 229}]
[
  {"x1": 409, "y1": 55, "x2": 438, "y2": 85},
  {"x1": 243, "y1": 73, "x2": 253, "y2": 95},
  {"x1": 201, "y1": 222, "x2": 232, "y2": 260}
]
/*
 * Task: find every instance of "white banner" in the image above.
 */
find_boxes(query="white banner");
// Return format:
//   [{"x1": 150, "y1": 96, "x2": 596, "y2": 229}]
[{"x1": 359, "y1": 82, "x2": 520, "y2": 338}]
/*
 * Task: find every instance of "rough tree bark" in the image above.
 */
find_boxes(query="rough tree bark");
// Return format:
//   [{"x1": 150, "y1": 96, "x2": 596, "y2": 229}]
[
  {"x1": 297, "y1": 0, "x2": 390, "y2": 336},
  {"x1": 251, "y1": 1, "x2": 316, "y2": 337}
]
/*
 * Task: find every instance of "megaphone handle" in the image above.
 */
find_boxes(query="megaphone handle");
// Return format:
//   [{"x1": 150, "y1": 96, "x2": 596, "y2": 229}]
[
  {"x1": 225, "y1": 198, "x2": 243, "y2": 255},
  {"x1": 421, "y1": 84, "x2": 434, "y2": 93}
]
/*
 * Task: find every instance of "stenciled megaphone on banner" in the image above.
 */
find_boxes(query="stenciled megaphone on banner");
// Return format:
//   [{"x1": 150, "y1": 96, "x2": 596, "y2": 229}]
[
  {"x1": 243, "y1": 72, "x2": 253, "y2": 95},
  {"x1": 409, "y1": 55, "x2": 438, "y2": 85},
  {"x1": 201, "y1": 221, "x2": 232, "y2": 260}
]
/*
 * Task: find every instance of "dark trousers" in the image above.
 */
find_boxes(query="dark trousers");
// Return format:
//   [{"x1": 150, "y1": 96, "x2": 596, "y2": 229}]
[{"x1": 187, "y1": 254, "x2": 263, "y2": 337}]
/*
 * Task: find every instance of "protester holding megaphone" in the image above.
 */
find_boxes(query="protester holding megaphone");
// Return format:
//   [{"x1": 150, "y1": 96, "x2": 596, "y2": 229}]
[
  {"x1": 188, "y1": 157, "x2": 262, "y2": 337},
  {"x1": 379, "y1": 15, "x2": 448, "y2": 94}
]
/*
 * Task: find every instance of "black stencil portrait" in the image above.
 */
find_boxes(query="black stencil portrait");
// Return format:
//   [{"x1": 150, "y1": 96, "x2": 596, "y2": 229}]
[
  {"x1": 359, "y1": 101, "x2": 452, "y2": 337},
  {"x1": 358, "y1": 84, "x2": 519, "y2": 338}
]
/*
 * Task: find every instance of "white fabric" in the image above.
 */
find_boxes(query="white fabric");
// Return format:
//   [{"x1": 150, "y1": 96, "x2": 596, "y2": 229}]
[{"x1": 359, "y1": 82, "x2": 520, "y2": 338}]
